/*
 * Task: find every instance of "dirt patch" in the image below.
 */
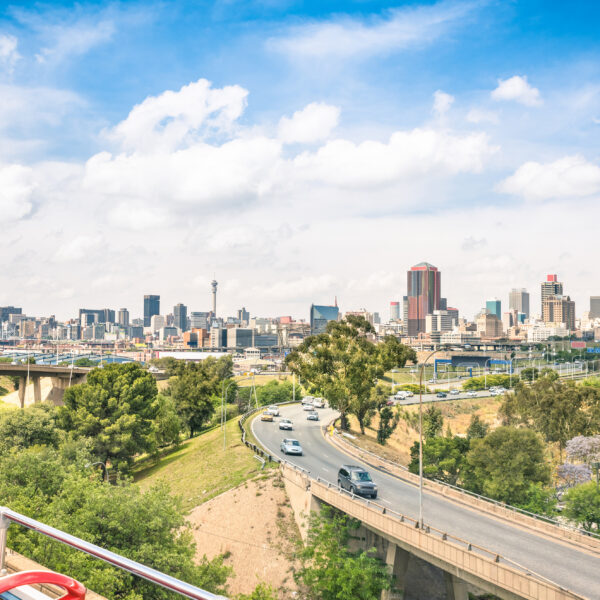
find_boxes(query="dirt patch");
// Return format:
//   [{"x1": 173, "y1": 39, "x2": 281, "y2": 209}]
[{"x1": 187, "y1": 471, "x2": 300, "y2": 598}]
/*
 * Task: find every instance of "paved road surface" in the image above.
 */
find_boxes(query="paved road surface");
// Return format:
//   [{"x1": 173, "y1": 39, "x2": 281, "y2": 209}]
[{"x1": 253, "y1": 405, "x2": 600, "y2": 600}]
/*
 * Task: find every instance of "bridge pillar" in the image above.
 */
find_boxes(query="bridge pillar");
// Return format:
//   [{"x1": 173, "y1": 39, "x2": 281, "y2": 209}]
[
  {"x1": 444, "y1": 573, "x2": 468, "y2": 600},
  {"x1": 18, "y1": 377, "x2": 26, "y2": 409},
  {"x1": 382, "y1": 543, "x2": 410, "y2": 600},
  {"x1": 46, "y1": 377, "x2": 71, "y2": 406},
  {"x1": 32, "y1": 376, "x2": 42, "y2": 404}
]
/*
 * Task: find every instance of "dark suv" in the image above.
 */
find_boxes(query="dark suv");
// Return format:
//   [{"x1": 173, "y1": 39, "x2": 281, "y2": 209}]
[{"x1": 337, "y1": 465, "x2": 377, "y2": 498}]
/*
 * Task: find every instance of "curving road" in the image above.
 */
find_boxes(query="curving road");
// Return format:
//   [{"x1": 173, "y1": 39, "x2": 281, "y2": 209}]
[{"x1": 252, "y1": 404, "x2": 600, "y2": 600}]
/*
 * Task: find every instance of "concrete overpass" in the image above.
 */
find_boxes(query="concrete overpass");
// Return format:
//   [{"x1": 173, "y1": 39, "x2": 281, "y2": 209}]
[
  {"x1": 252, "y1": 405, "x2": 600, "y2": 600},
  {"x1": 0, "y1": 364, "x2": 91, "y2": 407}
]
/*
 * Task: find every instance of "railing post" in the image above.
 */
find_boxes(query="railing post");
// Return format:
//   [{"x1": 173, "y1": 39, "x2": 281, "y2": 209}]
[{"x1": 0, "y1": 514, "x2": 10, "y2": 574}]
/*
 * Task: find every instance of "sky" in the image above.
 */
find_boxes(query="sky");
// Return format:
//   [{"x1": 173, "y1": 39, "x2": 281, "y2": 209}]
[{"x1": 1, "y1": 0, "x2": 599, "y2": 322}]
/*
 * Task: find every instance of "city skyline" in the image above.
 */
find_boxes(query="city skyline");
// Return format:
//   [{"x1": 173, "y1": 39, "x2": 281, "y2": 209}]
[{"x1": 1, "y1": 2, "x2": 599, "y2": 320}]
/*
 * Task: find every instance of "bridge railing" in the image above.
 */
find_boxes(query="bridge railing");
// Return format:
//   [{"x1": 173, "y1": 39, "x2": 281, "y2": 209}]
[{"x1": 0, "y1": 507, "x2": 227, "y2": 600}]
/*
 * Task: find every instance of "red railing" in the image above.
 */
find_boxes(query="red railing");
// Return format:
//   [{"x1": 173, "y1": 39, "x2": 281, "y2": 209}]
[{"x1": 0, "y1": 571, "x2": 86, "y2": 599}]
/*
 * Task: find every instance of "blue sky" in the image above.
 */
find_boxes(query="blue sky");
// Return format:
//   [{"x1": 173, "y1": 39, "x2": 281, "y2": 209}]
[{"x1": 1, "y1": 1, "x2": 599, "y2": 321}]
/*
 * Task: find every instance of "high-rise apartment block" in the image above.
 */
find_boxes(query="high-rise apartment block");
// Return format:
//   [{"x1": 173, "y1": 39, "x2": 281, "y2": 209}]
[
  {"x1": 144, "y1": 295, "x2": 160, "y2": 327},
  {"x1": 390, "y1": 301, "x2": 400, "y2": 321},
  {"x1": 486, "y1": 298, "x2": 501, "y2": 320},
  {"x1": 509, "y1": 288, "x2": 530, "y2": 318},
  {"x1": 118, "y1": 308, "x2": 130, "y2": 327},
  {"x1": 406, "y1": 262, "x2": 441, "y2": 336},
  {"x1": 590, "y1": 297, "x2": 600, "y2": 319},
  {"x1": 542, "y1": 295, "x2": 575, "y2": 331},
  {"x1": 310, "y1": 304, "x2": 339, "y2": 335},
  {"x1": 541, "y1": 275, "x2": 563, "y2": 315},
  {"x1": 173, "y1": 303, "x2": 188, "y2": 332}
]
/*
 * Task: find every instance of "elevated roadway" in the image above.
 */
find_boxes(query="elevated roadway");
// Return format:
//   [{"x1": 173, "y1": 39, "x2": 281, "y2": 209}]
[{"x1": 253, "y1": 405, "x2": 600, "y2": 600}]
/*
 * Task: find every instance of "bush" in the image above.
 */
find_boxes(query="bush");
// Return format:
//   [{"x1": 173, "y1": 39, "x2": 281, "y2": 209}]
[{"x1": 463, "y1": 375, "x2": 511, "y2": 391}]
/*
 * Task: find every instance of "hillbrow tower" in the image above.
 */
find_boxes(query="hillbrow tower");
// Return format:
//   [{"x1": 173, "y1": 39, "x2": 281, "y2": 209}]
[{"x1": 211, "y1": 279, "x2": 218, "y2": 316}]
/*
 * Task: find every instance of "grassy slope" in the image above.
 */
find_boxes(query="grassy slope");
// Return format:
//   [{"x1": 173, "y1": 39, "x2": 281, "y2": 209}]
[{"x1": 134, "y1": 417, "x2": 263, "y2": 511}]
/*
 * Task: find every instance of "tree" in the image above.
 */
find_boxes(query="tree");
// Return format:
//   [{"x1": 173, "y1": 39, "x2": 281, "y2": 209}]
[
  {"x1": 563, "y1": 482, "x2": 600, "y2": 531},
  {"x1": 557, "y1": 463, "x2": 591, "y2": 489},
  {"x1": 295, "y1": 507, "x2": 392, "y2": 600},
  {"x1": 466, "y1": 414, "x2": 489, "y2": 440},
  {"x1": 463, "y1": 374, "x2": 511, "y2": 391},
  {"x1": 519, "y1": 367, "x2": 539, "y2": 382},
  {"x1": 423, "y1": 405, "x2": 443, "y2": 439},
  {"x1": 57, "y1": 363, "x2": 159, "y2": 472},
  {"x1": 409, "y1": 436, "x2": 469, "y2": 485},
  {"x1": 0, "y1": 405, "x2": 60, "y2": 454},
  {"x1": 154, "y1": 394, "x2": 182, "y2": 447},
  {"x1": 236, "y1": 583, "x2": 278, "y2": 600},
  {"x1": 565, "y1": 435, "x2": 600, "y2": 464},
  {"x1": 256, "y1": 380, "x2": 293, "y2": 406},
  {"x1": 464, "y1": 427, "x2": 551, "y2": 506},
  {"x1": 74, "y1": 358, "x2": 97, "y2": 367},
  {"x1": 285, "y1": 316, "x2": 415, "y2": 431},
  {"x1": 377, "y1": 405, "x2": 398, "y2": 445}
]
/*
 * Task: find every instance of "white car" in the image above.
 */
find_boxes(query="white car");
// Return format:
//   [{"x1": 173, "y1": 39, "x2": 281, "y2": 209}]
[
  {"x1": 313, "y1": 398, "x2": 325, "y2": 408},
  {"x1": 394, "y1": 391, "x2": 408, "y2": 399},
  {"x1": 466, "y1": 390, "x2": 477, "y2": 397},
  {"x1": 266, "y1": 405, "x2": 280, "y2": 416},
  {"x1": 279, "y1": 419, "x2": 293, "y2": 430},
  {"x1": 301, "y1": 396, "x2": 313, "y2": 405},
  {"x1": 450, "y1": 389, "x2": 460, "y2": 395},
  {"x1": 303, "y1": 404, "x2": 314, "y2": 411}
]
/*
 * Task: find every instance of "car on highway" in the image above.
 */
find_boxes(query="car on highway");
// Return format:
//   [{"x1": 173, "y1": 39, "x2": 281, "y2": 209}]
[
  {"x1": 306, "y1": 411, "x2": 319, "y2": 421},
  {"x1": 303, "y1": 403, "x2": 315, "y2": 411},
  {"x1": 337, "y1": 465, "x2": 377, "y2": 498},
  {"x1": 436, "y1": 392, "x2": 447, "y2": 398},
  {"x1": 466, "y1": 390, "x2": 477, "y2": 397},
  {"x1": 301, "y1": 396, "x2": 313, "y2": 405},
  {"x1": 260, "y1": 412, "x2": 274, "y2": 422},
  {"x1": 280, "y1": 438, "x2": 303, "y2": 455},
  {"x1": 394, "y1": 391, "x2": 408, "y2": 399},
  {"x1": 450, "y1": 389, "x2": 460, "y2": 395},
  {"x1": 312, "y1": 398, "x2": 326, "y2": 408},
  {"x1": 279, "y1": 418, "x2": 293, "y2": 430},
  {"x1": 266, "y1": 405, "x2": 280, "y2": 416}
]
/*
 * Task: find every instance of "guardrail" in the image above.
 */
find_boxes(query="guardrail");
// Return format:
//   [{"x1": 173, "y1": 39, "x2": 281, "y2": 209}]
[
  {"x1": 0, "y1": 507, "x2": 226, "y2": 600},
  {"x1": 329, "y1": 428, "x2": 600, "y2": 550}
]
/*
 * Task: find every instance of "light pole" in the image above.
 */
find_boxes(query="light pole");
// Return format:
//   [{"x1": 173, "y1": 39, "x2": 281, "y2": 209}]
[
  {"x1": 418, "y1": 348, "x2": 442, "y2": 529},
  {"x1": 85, "y1": 461, "x2": 109, "y2": 483}
]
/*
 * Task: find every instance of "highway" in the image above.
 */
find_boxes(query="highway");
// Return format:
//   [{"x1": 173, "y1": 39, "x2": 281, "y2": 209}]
[{"x1": 252, "y1": 404, "x2": 600, "y2": 600}]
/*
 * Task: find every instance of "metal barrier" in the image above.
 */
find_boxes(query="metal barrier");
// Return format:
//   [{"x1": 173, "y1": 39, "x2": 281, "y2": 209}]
[{"x1": 0, "y1": 508, "x2": 227, "y2": 600}]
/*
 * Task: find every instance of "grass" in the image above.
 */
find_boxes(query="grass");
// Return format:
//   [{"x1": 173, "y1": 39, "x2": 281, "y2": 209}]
[
  {"x1": 234, "y1": 373, "x2": 293, "y2": 387},
  {"x1": 134, "y1": 417, "x2": 264, "y2": 511}
]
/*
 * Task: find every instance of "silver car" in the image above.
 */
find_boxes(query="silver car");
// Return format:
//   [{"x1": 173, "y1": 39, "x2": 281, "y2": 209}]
[
  {"x1": 280, "y1": 438, "x2": 303, "y2": 455},
  {"x1": 307, "y1": 411, "x2": 319, "y2": 421},
  {"x1": 279, "y1": 419, "x2": 293, "y2": 430}
]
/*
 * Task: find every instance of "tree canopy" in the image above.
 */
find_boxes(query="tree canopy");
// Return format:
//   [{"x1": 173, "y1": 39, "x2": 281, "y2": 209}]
[
  {"x1": 285, "y1": 316, "x2": 415, "y2": 430},
  {"x1": 409, "y1": 436, "x2": 470, "y2": 485}
]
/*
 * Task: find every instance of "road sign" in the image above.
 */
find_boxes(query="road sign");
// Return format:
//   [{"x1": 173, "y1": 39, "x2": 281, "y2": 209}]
[{"x1": 571, "y1": 341, "x2": 586, "y2": 349}]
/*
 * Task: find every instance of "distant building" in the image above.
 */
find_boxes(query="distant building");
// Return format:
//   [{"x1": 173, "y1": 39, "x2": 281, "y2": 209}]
[
  {"x1": 150, "y1": 314, "x2": 165, "y2": 332},
  {"x1": 542, "y1": 295, "x2": 576, "y2": 331},
  {"x1": 144, "y1": 295, "x2": 160, "y2": 328},
  {"x1": 486, "y1": 298, "x2": 501, "y2": 320},
  {"x1": 310, "y1": 304, "x2": 339, "y2": 335},
  {"x1": 174, "y1": 303, "x2": 188, "y2": 332},
  {"x1": 237, "y1": 307, "x2": 250, "y2": 325},
  {"x1": 406, "y1": 262, "x2": 441, "y2": 336},
  {"x1": 118, "y1": 308, "x2": 130, "y2": 327},
  {"x1": 509, "y1": 288, "x2": 530, "y2": 319},
  {"x1": 402, "y1": 296, "x2": 408, "y2": 324},
  {"x1": 227, "y1": 328, "x2": 254, "y2": 349},
  {"x1": 590, "y1": 297, "x2": 600, "y2": 319},
  {"x1": 425, "y1": 310, "x2": 454, "y2": 334},
  {"x1": 541, "y1": 275, "x2": 563, "y2": 316},
  {"x1": 0, "y1": 306, "x2": 22, "y2": 322},
  {"x1": 476, "y1": 312, "x2": 503, "y2": 338},
  {"x1": 390, "y1": 301, "x2": 400, "y2": 321},
  {"x1": 190, "y1": 312, "x2": 210, "y2": 330},
  {"x1": 159, "y1": 326, "x2": 179, "y2": 341},
  {"x1": 439, "y1": 297, "x2": 448, "y2": 311}
]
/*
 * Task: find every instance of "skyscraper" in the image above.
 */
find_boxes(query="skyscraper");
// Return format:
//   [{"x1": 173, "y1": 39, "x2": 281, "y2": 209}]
[
  {"x1": 390, "y1": 301, "x2": 400, "y2": 321},
  {"x1": 543, "y1": 295, "x2": 575, "y2": 330},
  {"x1": 486, "y1": 298, "x2": 501, "y2": 320},
  {"x1": 310, "y1": 304, "x2": 339, "y2": 335},
  {"x1": 406, "y1": 262, "x2": 441, "y2": 336},
  {"x1": 144, "y1": 295, "x2": 160, "y2": 327},
  {"x1": 211, "y1": 280, "x2": 218, "y2": 316},
  {"x1": 541, "y1": 275, "x2": 563, "y2": 315},
  {"x1": 509, "y1": 288, "x2": 530, "y2": 319},
  {"x1": 118, "y1": 308, "x2": 130, "y2": 327},
  {"x1": 174, "y1": 303, "x2": 188, "y2": 332},
  {"x1": 590, "y1": 297, "x2": 600, "y2": 319}
]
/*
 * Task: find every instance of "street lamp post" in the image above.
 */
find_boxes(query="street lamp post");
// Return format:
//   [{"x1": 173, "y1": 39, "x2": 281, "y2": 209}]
[{"x1": 418, "y1": 349, "x2": 442, "y2": 529}]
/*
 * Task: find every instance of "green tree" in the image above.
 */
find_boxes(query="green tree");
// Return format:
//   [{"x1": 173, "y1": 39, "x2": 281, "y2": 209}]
[
  {"x1": 295, "y1": 507, "x2": 391, "y2": 600},
  {"x1": 57, "y1": 363, "x2": 159, "y2": 472},
  {"x1": 466, "y1": 414, "x2": 489, "y2": 440},
  {"x1": 519, "y1": 367, "x2": 539, "y2": 382},
  {"x1": 464, "y1": 427, "x2": 551, "y2": 505},
  {"x1": 409, "y1": 436, "x2": 470, "y2": 485},
  {"x1": 256, "y1": 380, "x2": 294, "y2": 405},
  {"x1": 0, "y1": 446, "x2": 231, "y2": 600},
  {"x1": 0, "y1": 405, "x2": 60, "y2": 454},
  {"x1": 463, "y1": 374, "x2": 511, "y2": 391},
  {"x1": 423, "y1": 405, "x2": 443, "y2": 439},
  {"x1": 377, "y1": 405, "x2": 398, "y2": 445},
  {"x1": 285, "y1": 316, "x2": 415, "y2": 431},
  {"x1": 236, "y1": 583, "x2": 278, "y2": 600},
  {"x1": 154, "y1": 394, "x2": 182, "y2": 447},
  {"x1": 74, "y1": 358, "x2": 97, "y2": 367},
  {"x1": 563, "y1": 481, "x2": 600, "y2": 531}
]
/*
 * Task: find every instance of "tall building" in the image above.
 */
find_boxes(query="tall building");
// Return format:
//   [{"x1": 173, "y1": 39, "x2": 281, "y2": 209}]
[
  {"x1": 541, "y1": 275, "x2": 563, "y2": 315},
  {"x1": 390, "y1": 301, "x2": 400, "y2": 321},
  {"x1": 425, "y1": 310, "x2": 454, "y2": 333},
  {"x1": 486, "y1": 298, "x2": 501, "y2": 320},
  {"x1": 190, "y1": 311, "x2": 210, "y2": 329},
  {"x1": 476, "y1": 312, "x2": 503, "y2": 338},
  {"x1": 590, "y1": 297, "x2": 600, "y2": 319},
  {"x1": 144, "y1": 295, "x2": 160, "y2": 327},
  {"x1": 237, "y1": 307, "x2": 250, "y2": 325},
  {"x1": 150, "y1": 314, "x2": 165, "y2": 332},
  {"x1": 310, "y1": 304, "x2": 339, "y2": 335},
  {"x1": 402, "y1": 296, "x2": 408, "y2": 324},
  {"x1": 0, "y1": 306, "x2": 22, "y2": 322},
  {"x1": 211, "y1": 280, "x2": 218, "y2": 316},
  {"x1": 173, "y1": 303, "x2": 188, "y2": 332},
  {"x1": 509, "y1": 288, "x2": 530, "y2": 319},
  {"x1": 118, "y1": 308, "x2": 130, "y2": 327},
  {"x1": 406, "y1": 262, "x2": 441, "y2": 336},
  {"x1": 543, "y1": 295, "x2": 576, "y2": 331}
]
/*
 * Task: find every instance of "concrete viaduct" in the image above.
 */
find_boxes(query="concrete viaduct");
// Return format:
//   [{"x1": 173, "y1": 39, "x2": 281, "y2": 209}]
[{"x1": 0, "y1": 364, "x2": 91, "y2": 407}]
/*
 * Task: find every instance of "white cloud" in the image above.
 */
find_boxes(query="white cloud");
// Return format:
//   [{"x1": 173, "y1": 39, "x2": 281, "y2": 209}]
[
  {"x1": 432, "y1": 90, "x2": 454, "y2": 116},
  {"x1": 107, "y1": 79, "x2": 248, "y2": 153},
  {"x1": 278, "y1": 102, "x2": 340, "y2": 144},
  {"x1": 0, "y1": 164, "x2": 35, "y2": 222},
  {"x1": 54, "y1": 235, "x2": 104, "y2": 262},
  {"x1": 268, "y1": 1, "x2": 474, "y2": 60},
  {"x1": 0, "y1": 34, "x2": 20, "y2": 73},
  {"x1": 491, "y1": 75, "x2": 542, "y2": 107},
  {"x1": 466, "y1": 108, "x2": 499, "y2": 124},
  {"x1": 498, "y1": 155, "x2": 600, "y2": 201}
]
